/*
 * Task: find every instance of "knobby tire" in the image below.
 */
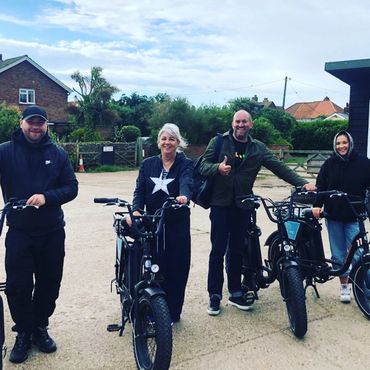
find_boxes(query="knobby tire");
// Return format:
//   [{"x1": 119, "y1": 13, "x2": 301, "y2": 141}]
[
  {"x1": 133, "y1": 295, "x2": 172, "y2": 370},
  {"x1": 352, "y1": 260, "x2": 370, "y2": 320},
  {"x1": 284, "y1": 267, "x2": 307, "y2": 338}
]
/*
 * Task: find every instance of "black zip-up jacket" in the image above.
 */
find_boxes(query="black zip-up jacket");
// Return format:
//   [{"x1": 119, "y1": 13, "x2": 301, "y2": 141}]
[
  {"x1": 132, "y1": 152, "x2": 193, "y2": 219},
  {"x1": 314, "y1": 150, "x2": 370, "y2": 222},
  {"x1": 0, "y1": 129, "x2": 78, "y2": 235}
]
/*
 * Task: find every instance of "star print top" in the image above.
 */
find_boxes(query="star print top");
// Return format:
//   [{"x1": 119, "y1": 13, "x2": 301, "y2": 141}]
[{"x1": 132, "y1": 152, "x2": 194, "y2": 215}]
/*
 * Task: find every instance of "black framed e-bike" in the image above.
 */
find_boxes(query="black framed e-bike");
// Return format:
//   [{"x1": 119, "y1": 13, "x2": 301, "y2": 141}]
[
  {"x1": 266, "y1": 189, "x2": 370, "y2": 338},
  {"x1": 94, "y1": 197, "x2": 188, "y2": 370},
  {"x1": 240, "y1": 194, "x2": 308, "y2": 338}
]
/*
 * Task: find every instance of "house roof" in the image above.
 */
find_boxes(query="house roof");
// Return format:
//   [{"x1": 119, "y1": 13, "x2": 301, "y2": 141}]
[
  {"x1": 285, "y1": 97, "x2": 343, "y2": 120},
  {"x1": 324, "y1": 112, "x2": 349, "y2": 121},
  {"x1": 0, "y1": 55, "x2": 72, "y2": 93},
  {"x1": 325, "y1": 58, "x2": 370, "y2": 85}
]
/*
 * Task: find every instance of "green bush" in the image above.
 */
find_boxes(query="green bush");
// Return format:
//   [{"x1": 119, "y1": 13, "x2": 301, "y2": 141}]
[
  {"x1": 0, "y1": 102, "x2": 20, "y2": 143},
  {"x1": 113, "y1": 125, "x2": 141, "y2": 142},
  {"x1": 252, "y1": 117, "x2": 290, "y2": 145},
  {"x1": 67, "y1": 127, "x2": 103, "y2": 142},
  {"x1": 292, "y1": 120, "x2": 348, "y2": 149}
]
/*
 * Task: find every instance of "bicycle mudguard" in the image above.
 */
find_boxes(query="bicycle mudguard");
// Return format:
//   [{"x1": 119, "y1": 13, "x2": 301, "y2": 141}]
[
  {"x1": 265, "y1": 231, "x2": 280, "y2": 246},
  {"x1": 142, "y1": 286, "x2": 166, "y2": 299}
]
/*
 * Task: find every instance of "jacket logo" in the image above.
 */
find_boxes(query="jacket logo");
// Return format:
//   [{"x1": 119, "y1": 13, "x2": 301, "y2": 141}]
[{"x1": 45, "y1": 160, "x2": 51, "y2": 165}]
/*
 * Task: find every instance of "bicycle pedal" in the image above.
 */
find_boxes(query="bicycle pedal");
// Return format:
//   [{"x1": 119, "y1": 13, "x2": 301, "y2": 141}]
[{"x1": 107, "y1": 324, "x2": 122, "y2": 332}]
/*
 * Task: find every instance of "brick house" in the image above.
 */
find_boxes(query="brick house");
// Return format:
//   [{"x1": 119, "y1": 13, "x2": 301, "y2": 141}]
[{"x1": 0, "y1": 54, "x2": 72, "y2": 123}]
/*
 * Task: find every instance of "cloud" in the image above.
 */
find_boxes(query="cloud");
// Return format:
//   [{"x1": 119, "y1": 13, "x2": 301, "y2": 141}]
[{"x1": 2, "y1": 0, "x2": 369, "y2": 107}]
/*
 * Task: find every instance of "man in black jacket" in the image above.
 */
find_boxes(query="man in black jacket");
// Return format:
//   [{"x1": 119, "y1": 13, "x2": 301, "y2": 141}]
[{"x1": 0, "y1": 105, "x2": 78, "y2": 363}]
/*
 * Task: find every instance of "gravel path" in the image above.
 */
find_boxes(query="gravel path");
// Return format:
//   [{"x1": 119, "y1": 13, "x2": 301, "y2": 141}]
[{"x1": 1, "y1": 171, "x2": 370, "y2": 370}]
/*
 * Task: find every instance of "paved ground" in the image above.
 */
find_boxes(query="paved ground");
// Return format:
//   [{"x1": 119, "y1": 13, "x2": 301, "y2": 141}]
[{"x1": 1, "y1": 171, "x2": 370, "y2": 370}]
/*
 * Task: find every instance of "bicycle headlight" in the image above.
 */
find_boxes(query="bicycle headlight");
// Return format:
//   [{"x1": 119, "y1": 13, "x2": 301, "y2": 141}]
[{"x1": 151, "y1": 264, "x2": 159, "y2": 273}]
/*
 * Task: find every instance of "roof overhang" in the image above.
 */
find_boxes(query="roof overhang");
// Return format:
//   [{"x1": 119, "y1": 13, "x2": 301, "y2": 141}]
[
  {"x1": 325, "y1": 58, "x2": 370, "y2": 86},
  {"x1": 0, "y1": 55, "x2": 72, "y2": 94}
]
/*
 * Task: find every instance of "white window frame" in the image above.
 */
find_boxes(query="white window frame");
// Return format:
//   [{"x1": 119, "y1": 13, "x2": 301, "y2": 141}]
[{"x1": 19, "y1": 88, "x2": 35, "y2": 104}]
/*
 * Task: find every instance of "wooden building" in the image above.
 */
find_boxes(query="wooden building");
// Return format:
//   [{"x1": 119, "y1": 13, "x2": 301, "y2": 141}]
[{"x1": 325, "y1": 58, "x2": 370, "y2": 158}]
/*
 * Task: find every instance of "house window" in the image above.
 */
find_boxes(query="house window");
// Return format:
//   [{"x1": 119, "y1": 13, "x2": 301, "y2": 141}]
[{"x1": 19, "y1": 89, "x2": 35, "y2": 104}]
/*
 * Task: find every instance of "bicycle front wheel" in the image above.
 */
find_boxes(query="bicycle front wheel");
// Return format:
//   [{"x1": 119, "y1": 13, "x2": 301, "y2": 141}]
[
  {"x1": 352, "y1": 260, "x2": 370, "y2": 319},
  {"x1": 283, "y1": 267, "x2": 307, "y2": 338},
  {"x1": 132, "y1": 294, "x2": 172, "y2": 370}
]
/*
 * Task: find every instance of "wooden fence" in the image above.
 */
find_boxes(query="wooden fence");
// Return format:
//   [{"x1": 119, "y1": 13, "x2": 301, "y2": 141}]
[{"x1": 61, "y1": 141, "x2": 138, "y2": 170}]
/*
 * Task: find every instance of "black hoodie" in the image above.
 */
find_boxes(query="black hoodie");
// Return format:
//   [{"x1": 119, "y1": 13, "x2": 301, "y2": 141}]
[
  {"x1": 0, "y1": 129, "x2": 78, "y2": 235},
  {"x1": 314, "y1": 131, "x2": 370, "y2": 221}
]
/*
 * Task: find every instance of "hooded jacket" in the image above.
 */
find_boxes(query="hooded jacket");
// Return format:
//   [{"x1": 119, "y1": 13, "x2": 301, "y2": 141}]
[
  {"x1": 0, "y1": 128, "x2": 78, "y2": 235},
  {"x1": 314, "y1": 131, "x2": 370, "y2": 221}
]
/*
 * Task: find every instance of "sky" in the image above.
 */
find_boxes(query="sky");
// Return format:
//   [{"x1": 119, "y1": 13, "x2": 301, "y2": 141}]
[{"x1": 1, "y1": 0, "x2": 369, "y2": 109}]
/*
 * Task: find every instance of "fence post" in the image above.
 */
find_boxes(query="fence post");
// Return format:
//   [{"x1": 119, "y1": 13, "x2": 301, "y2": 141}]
[{"x1": 136, "y1": 137, "x2": 143, "y2": 166}]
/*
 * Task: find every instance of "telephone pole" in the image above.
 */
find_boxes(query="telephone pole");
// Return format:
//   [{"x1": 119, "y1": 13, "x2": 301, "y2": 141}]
[{"x1": 282, "y1": 76, "x2": 288, "y2": 109}]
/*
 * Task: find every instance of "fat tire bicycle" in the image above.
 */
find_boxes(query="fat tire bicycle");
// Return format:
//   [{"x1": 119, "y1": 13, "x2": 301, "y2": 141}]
[
  {"x1": 267, "y1": 189, "x2": 370, "y2": 337},
  {"x1": 240, "y1": 194, "x2": 307, "y2": 338},
  {"x1": 0, "y1": 198, "x2": 38, "y2": 369},
  {"x1": 94, "y1": 197, "x2": 187, "y2": 370}
]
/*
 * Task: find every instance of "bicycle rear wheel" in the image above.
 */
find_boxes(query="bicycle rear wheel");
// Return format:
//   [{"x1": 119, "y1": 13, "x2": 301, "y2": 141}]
[
  {"x1": 283, "y1": 267, "x2": 307, "y2": 338},
  {"x1": 351, "y1": 260, "x2": 370, "y2": 319},
  {"x1": 132, "y1": 294, "x2": 172, "y2": 370}
]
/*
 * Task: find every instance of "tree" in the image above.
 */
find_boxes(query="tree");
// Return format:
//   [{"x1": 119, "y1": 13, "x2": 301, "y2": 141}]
[
  {"x1": 227, "y1": 97, "x2": 264, "y2": 117},
  {"x1": 70, "y1": 66, "x2": 119, "y2": 139},
  {"x1": 148, "y1": 96, "x2": 199, "y2": 144},
  {"x1": 252, "y1": 117, "x2": 289, "y2": 145},
  {"x1": 258, "y1": 108, "x2": 297, "y2": 139},
  {"x1": 113, "y1": 93, "x2": 155, "y2": 136},
  {"x1": 0, "y1": 102, "x2": 20, "y2": 143}
]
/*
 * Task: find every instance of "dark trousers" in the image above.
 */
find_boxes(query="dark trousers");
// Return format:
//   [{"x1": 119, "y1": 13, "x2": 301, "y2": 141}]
[
  {"x1": 5, "y1": 228, "x2": 65, "y2": 333},
  {"x1": 208, "y1": 205, "x2": 251, "y2": 298},
  {"x1": 154, "y1": 217, "x2": 191, "y2": 321}
]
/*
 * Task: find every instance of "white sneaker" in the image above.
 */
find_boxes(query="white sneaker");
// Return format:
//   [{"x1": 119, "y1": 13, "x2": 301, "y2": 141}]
[{"x1": 340, "y1": 284, "x2": 351, "y2": 303}]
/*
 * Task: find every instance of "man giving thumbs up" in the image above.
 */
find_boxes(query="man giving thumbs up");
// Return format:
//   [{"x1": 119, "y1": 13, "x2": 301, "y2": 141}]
[{"x1": 199, "y1": 109, "x2": 315, "y2": 316}]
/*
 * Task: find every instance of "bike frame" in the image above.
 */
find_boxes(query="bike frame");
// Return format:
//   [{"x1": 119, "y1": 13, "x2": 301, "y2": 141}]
[{"x1": 290, "y1": 190, "x2": 370, "y2": 284}]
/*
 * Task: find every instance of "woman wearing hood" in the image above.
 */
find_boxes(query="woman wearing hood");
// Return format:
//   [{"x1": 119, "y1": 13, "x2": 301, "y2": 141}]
[{"x1": 312, "y1": 130, "x2": 370, "y2": 302}]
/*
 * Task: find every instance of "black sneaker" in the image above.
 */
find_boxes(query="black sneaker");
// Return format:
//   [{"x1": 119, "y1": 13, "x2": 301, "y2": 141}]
[
  {"x1": 32, "y1": 327, "x2": 57, "y2": 353},
  {"x1": 207, "y1": 296, "x2": 220, "y2": 316},
  {"x1": 228, "y1": 296, "x2": 253, "y2": 311},
  {"x1": 9, "y1": 331, "x2": 31, "y2": 363}
]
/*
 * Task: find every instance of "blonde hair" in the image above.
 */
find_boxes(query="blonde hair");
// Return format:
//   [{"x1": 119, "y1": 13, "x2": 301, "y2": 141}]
[{"x1": 157, "y1": 123, "x2": 188, "y2": 152}]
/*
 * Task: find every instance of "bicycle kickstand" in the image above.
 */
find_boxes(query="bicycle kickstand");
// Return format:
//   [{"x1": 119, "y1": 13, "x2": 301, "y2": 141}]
[{"x1": 304, "y1": 279, "x2": 320, "y2": 298}]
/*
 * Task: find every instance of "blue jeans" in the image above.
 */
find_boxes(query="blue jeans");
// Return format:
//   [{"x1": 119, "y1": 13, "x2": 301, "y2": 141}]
[
  {"x1": 208, "y1": 205, "x2": 251, "y2": 299},
  {"x1": 326, "y1": 219, "x2": 359, "y2": 277}
]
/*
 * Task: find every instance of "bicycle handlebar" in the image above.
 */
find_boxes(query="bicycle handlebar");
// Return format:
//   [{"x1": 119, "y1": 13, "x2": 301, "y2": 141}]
[
  {"x1": 0, "y1": 199, "x2": 39, "y2": 236},
  {"x1": 293, "y1": 189, "x2": 366, "y2": 220},
  {"x1": 94, "y1": 197, "x2": 190, "y2": 238}
]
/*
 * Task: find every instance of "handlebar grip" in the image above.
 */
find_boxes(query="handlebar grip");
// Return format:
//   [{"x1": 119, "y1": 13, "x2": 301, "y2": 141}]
[{"x1": 94, "y1": 197, "x2": 118, "y2": 203}]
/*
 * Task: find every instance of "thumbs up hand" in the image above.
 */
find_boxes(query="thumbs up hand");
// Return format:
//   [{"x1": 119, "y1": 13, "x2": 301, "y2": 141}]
[{"x1": 218, "y1": 155, "x2": 231, "y2": 176}]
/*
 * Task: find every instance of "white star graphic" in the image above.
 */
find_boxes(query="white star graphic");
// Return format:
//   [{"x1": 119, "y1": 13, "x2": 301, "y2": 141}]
[{"x1": 150, "y1": 176, "x2": 175, "y2": 195}]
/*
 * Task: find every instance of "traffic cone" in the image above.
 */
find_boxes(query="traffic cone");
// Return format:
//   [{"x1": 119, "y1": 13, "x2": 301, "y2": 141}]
[{"x1": 78, "y1": 155, "x2": 85, "y2": 173}]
